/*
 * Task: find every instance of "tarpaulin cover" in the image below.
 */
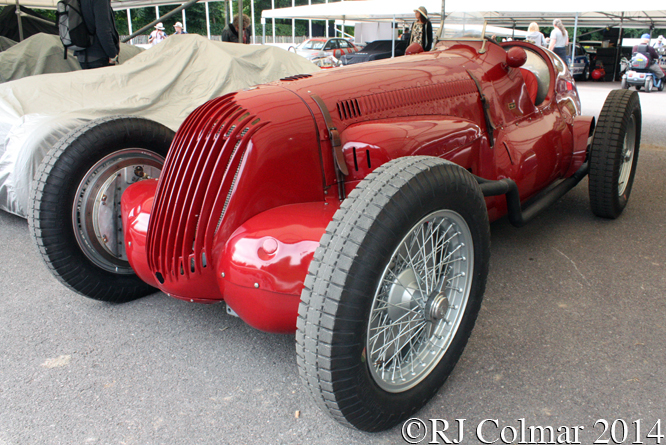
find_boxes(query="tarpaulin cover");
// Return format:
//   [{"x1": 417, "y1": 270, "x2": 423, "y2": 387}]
[
  {"x1": 0, "y1": 34, "x2": 319, "y2": 217},
  {"x1": 0, "y1": 33, "x2": 144, "y2": 83},
  {"x1": 0, "y1": 36, "x2": 16, "y2": 52}
]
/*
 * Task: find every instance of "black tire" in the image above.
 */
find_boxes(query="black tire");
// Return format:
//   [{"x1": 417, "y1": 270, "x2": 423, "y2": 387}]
[
  {"x1": 646, "y1": 76, "x2": 653, "y2": 93},
  {"x1": 582, "y1": 65, "x2": 590, "y2": 81},
  {"x1": 589, "y1": 89, "x2": 641, "y2": 219},
  {"x1": 29, "y1": 116, "x2": 174, "y2": 302},
  {"x1": 296, "y1": 156, "x2": 490, "y2": 431},
  {"x1": 621, "y1": 77, "x2": 628, "y2": 89},
  {"x1": 659, "y1": 79, "x2": 664, "y2": 91}
]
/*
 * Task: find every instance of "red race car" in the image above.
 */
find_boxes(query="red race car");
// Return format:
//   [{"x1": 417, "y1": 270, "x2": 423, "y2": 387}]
[{"x1": 30, "y1": 19, "x2": 640, "y2": 432}]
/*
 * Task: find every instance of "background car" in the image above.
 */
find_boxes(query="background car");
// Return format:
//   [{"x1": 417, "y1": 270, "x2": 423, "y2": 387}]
[
  {"x1": 339, "y1": 39, "x2": 408, "y2": 65},
  {"x1": 288, "y1": 37, "x2": 358, "y2": 61},
  {"x1": 565, "y1": 43, "x2": 591, "y2": 81}
]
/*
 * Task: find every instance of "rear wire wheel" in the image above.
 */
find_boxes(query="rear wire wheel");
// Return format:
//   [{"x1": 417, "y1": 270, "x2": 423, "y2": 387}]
[
  {"x1": 589, "y1": 89, "x2": 641, "y2": 218},
  {"x1": 297, "y1": 156, "x2": 490, "y2": 431}
]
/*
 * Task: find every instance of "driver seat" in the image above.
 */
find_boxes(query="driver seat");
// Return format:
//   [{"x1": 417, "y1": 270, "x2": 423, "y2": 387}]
[{"x1": 519, "y1": 68, "x2": 538, "y2": 104}]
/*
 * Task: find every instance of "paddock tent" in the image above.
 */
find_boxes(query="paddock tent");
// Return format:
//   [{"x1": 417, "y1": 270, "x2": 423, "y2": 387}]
[
  {"x1": 261, "y1": 0, "x2": 666, "y2": 28},
  {"x1": 0, "y1": 5, "x2": 57, "y2": 41},
  {"x1": 0, "y1": 0, "x2": 213, "y2": 8}
]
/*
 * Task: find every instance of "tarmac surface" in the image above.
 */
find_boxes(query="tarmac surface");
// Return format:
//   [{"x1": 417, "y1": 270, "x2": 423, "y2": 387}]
[{"x1": 1, "y1": 81, "x2": 665, "y2": 445}]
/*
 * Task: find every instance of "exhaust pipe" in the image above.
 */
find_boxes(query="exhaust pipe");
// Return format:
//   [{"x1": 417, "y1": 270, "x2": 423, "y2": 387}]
[{"x1": 475, "y1": 162, "x2": 589, "y2": 228}]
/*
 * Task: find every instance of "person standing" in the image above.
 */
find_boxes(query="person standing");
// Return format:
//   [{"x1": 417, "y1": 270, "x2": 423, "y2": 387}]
[
  {"x1": 173, "y1": 21, "x2": 187, "y2": 35},
  {"x1": 548, "y1": 19, "x2": 569, "y2": 61},
  {"x1": 221, "y1": 14, "x2": 250, "y2": 44},
  {"x1": 409, "y1": 6, "x2": 433, "y2": 52},
  {"x1": 75, "y1": 0, "x2": 119, "y2": 70},
  {"x1": 148, "y1": 22, "x2": 167, "y2": 46},
  {"x1": 526, "y1": 22, "x2": 545, "y2": 47}
]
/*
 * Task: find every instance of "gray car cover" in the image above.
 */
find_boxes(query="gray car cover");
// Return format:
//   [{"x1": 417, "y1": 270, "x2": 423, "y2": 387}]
[
  {"x1": 0, "y1": 34, "x2": 318, "y2": 217},
  {"x1": 0, "y1": 33, "x2": 143, "y2": 83}
]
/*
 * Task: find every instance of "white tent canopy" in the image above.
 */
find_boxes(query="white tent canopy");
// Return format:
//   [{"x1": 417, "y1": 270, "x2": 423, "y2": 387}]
[
  {"x1": 262, "y1": 0, "x2": 666, "y2": 29},
  {"x1": 0, "y1": 0, "x2": 221, "y2": 11}
]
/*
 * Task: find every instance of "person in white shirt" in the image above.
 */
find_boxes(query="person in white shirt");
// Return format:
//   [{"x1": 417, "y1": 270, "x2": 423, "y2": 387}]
[
  {"x1": 148, "y1": 23, "x2": 167, "y2": 46},
  {"x1": 548, "y1": 19, "x2": 569, "y2": 61}
]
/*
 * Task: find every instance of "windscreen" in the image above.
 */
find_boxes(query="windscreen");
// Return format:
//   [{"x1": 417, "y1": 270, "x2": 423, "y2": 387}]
[
  {"x1": 439, "y1": 12, "x2": 486, "y2": 40},
  {"x1": 301, "y1": 40, "x2": 325, "y2": 50}
]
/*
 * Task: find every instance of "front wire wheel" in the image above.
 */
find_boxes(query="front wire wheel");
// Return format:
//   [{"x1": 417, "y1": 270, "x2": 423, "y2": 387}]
[
  {"x1": 367, "y1": 209, "x2": 473, "y2": 393},
  {"x1": 297, "y1": 156, "x2": 490, "y2": 432}
]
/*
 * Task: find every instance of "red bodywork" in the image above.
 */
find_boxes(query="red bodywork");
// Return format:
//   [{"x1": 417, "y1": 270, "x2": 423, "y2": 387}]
[{"x1": 121, "y1": 40, "x2": 594, "y2": 333}]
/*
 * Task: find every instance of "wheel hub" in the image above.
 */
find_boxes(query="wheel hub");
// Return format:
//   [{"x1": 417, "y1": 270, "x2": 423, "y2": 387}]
[
  {"x1": 425, "y1": 292, "x2": 450, "y2": 322},
  {"x1": 618, "y1": 114, "x2": 636, "y2": 196},
  {"x1": 73, "y1": 149, "x2": 164, "y2": 274},
  {"x1": 387, "y1": 268, "x2": 421, "y2": 321}
]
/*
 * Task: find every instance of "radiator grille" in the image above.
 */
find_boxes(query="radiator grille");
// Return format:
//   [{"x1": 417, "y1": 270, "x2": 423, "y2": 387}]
[{"x1": 146, "y1": 94, "x2": 267, "y2": 283}]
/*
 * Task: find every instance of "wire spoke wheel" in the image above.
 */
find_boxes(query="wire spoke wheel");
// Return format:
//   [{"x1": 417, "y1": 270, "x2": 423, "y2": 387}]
[
  {"x1": 367, "y1": 210, "x2": 473, "y2": 392},
  {"x1": 297, "y1": 157, "x2": 490, "y2": 432}
]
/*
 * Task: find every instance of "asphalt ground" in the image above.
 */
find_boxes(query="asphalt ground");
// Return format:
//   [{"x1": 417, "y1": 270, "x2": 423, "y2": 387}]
[{"x1": 1, "y1": 82, "x2": 665, "y2": 445}]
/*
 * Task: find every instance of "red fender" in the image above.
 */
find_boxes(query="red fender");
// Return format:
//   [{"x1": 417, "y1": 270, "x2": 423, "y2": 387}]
[
  {"x1": 218, "y1": 201, "x2": 339, "y2": 333},
  {"x1": 566, "y1": 115, "x2": 595, "y2": 177}
]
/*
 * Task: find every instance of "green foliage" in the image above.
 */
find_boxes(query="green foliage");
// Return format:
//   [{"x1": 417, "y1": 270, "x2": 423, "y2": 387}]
[
  {"x1": 33, "y1": 9, "x2": 55, "y2": 22},
  {"x1": 113, "y1": 0, "x2": 338, "y2": 38}
]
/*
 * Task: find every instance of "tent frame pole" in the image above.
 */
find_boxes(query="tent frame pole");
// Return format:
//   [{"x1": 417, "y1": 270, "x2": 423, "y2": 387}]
[
  {"x1": 392, "y1": 14, "x2": 395, "y2": 57},
  {"x1": 16, "y1": 0, "x2": 24, "y2": 41},
  {"x1": 437, "y1": 0, "x2": 445, "y2": 40},
  {"x1": 250, "y1": 0, "x2": 255, "y2": 43},
  {"x1": 613, "y1": 13, "x2": 624, "y2": 82},
  {"x1": 571, "y1": 13, "x2": 579, "y2": 72},
  {"x1": 236, "y1": 0, "x2": 242, "y2": 42},
  {"x1": 205, "y1": 2, "x2": 210, "y2": 39},
  {"x1": 127, "y1": 9, "x2": 132, "y2": 36}
]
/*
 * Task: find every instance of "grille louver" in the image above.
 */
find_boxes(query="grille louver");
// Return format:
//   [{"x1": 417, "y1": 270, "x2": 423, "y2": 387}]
[
  {"x1": 336, "y1": 79, "x2": 477, "y2": 121},
  {"x1": 280, "y1": 74, "x2": 313, "y2": 82},
  {"x1": 146, "y1": 94, "x2": 267, "y2": 283}
]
